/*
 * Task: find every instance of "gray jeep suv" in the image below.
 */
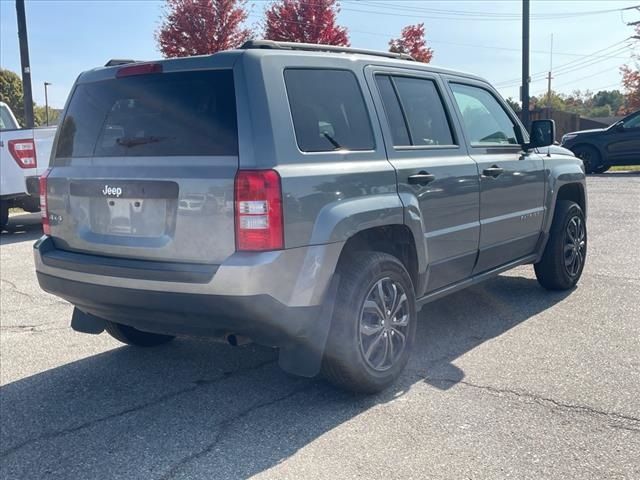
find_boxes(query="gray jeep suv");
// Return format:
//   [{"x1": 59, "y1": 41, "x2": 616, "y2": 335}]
[{"x1": 35, "y1": 41, "x2": 587, "y2": 393}]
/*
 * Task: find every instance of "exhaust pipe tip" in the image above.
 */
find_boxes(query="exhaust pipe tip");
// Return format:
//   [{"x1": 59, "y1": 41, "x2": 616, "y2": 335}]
[{"x1": 224, "y1": 333, "x2": 251, "y2": 347}]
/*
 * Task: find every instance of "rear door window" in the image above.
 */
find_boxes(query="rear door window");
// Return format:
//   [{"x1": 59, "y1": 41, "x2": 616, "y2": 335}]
[
  {"x1": 284, "y1": 69, "x2": 375, "y2": 152},
  {"x1": 375, "y1": 75, "x2": 455, "y2": 147},
  {"x1": 392, "y1": 76, "x2": 455, "y2": 147},
  {"x1": 55, "y1": 69, "x2": 238, "y2": 158}
]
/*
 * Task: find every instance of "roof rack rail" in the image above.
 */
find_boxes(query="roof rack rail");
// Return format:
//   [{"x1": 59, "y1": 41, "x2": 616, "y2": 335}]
[
  {"x1": 240, "y1": 40, "x2": 415, "y2": 62},
  {"x1": 104, "y1": 59, "x2": 139, "y2": 67}
]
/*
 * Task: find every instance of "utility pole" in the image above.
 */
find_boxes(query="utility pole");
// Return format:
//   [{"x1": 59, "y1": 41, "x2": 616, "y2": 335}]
[
  {"x1": 521, "y1": 0, "x2": 530, "y2": 130},
  {"x1": 16, "y1": 0, "x2": 34, "y2": 128},
  {"x1": 546, "y1": 34, "x2": 553, "y2": 119},
  {"x1": 44, "y1": 82, "x2": 51, "y2": 126}
]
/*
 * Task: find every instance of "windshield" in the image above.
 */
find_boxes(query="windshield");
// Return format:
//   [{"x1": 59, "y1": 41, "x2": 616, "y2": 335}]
[{"x1": 54, "y1": 69, "x2": 238, "y2": 159}]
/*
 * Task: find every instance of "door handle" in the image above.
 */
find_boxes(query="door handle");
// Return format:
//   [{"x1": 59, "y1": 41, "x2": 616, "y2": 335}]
[
  {"x1": 482, "y1": 165, "x2": 504, "y2": 178},
  {"x1": 408, "y1": 171, "x2": 436, "y2": 185}
]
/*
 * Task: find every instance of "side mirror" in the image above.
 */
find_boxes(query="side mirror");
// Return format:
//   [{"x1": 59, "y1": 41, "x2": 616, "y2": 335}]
[
  {"x1": 526, "y1": 119, "x2": 555, "y2": 149},
  {"x1": 614, "y1": 122, "x2": 625, "y2": 132}
]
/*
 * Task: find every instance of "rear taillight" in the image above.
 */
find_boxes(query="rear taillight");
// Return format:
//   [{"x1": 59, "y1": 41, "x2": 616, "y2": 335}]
[
  {"x1": 8, "y1": 139, "x2": 36, "y2": 168},
  {"x1": 234, "y1": 170, "x2": 284, "y2": 251},
  {"x1": 40, "y1": 168, "x2": 51, "y2": 235}
]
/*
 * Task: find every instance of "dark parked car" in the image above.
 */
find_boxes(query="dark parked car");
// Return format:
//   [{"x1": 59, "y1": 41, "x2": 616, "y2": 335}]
[{"x1": 561, "y1": 110, "x2": 640, "y2": 173}]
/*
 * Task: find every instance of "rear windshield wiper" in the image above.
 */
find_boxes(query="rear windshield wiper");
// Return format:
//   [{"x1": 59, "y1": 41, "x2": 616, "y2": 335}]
[
  {"x1": 322, "y1": 132, "x2": 343, "y2": 150},
  {"x1": 116, "y1": 136, "x2": 168, "y2": 148}
]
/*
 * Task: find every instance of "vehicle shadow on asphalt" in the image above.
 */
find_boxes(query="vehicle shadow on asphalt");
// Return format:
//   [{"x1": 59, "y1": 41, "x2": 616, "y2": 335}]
[
  {"x1": 0, "y1": 273, "x2": 571, "y2": 479},
  {"x1": 0, "y1": 213, "x2": 42, "y2": 246}
]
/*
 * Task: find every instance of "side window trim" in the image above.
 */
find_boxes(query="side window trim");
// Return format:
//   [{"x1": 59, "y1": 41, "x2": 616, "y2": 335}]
[
  {"x1": 388, "y1": 75, "x2": 414, "y2": 145},
  {"x1": 374, "y1": 72, "x2": 459, "y2": 150},
  {"x1": 447, "y1": 79, "x2": 524, "y2": 149}
]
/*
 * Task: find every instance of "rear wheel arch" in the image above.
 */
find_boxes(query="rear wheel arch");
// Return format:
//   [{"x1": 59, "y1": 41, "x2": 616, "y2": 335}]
[{"x1": 337, "y1": 225, "x2": 422, "y2": 293}]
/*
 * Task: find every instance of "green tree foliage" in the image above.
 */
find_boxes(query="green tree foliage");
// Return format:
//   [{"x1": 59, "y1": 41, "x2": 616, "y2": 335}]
[
  {"x1": 34, "y1": 104, "x2": 60, "y2": 126},
  {"x1": 0, "y1": 68, "x2": 59, "y2": 127},
  {"x1": 0, "y1": 69, "x2": 25, "y2": 125},
  {"x1": 592, "y1": 90, "x2": 624, "y2": 114},
  {"x1": 505, "y1": 97, "x2": 521, "y2": 113},
  {"x1": 531, "y1": 89, "x2": 626, "y2": 118}
]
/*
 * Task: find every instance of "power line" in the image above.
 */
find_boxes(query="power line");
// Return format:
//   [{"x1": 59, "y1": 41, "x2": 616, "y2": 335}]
[
  {"x1": 553, "y1": 66, "x2": 618, "y2": 89},
  {"x1": 350, "y1": 1, "x2": 635, "y2": 21},
  {"x1": 494, "y1": 41, "x2": 633, "y2": 87},
  {"x1": 355, "y1": 1, "x2": 631, "y2": 18},
  {"x1": 245, "y1": 12, "x2": 632, "y2": 62}
]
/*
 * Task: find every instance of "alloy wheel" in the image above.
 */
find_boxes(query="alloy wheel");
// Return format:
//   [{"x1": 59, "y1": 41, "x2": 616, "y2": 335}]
[
  {"x1": 358, "y1": 277, "x2": 410, "y2": 372},
  {"x1": 564, "y1": 215, "x2": 586, "y2": 277}
]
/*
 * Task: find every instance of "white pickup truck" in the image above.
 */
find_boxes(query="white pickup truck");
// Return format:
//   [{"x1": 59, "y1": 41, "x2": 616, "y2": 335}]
[{"x1": 0, "y1": 101, "x2": 56, "y2": 229}]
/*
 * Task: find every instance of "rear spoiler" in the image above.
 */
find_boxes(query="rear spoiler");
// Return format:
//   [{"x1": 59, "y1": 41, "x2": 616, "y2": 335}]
[{"x1": 104, "y1": 59, "x2": 140, "y2": 67}]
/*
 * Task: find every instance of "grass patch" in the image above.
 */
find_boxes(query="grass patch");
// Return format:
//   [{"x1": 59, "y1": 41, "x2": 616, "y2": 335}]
[{"x1": 609, "y1": 165, "x2": 640, "y2": 172}]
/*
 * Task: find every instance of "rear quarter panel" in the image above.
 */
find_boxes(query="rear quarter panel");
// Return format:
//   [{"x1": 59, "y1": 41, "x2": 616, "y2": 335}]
[{"x1": 238, "y1": 52, "x2": 405, "y2": 250}]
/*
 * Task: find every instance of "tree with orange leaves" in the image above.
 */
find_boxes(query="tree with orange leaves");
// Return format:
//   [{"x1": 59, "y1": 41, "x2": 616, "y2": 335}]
[
  {"x1": 620, "y1": 25, "x2": 640, "y2": 113},
  {"x1": 389, "y1": 23, "x2": 434, "y2": 63},
  {"x1": 157, "y1": 0, "x2": 252, "y2": 58}
]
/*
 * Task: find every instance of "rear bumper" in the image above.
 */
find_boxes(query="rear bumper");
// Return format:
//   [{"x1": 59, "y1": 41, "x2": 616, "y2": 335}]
[
  {"x1": 37, "y1": 271, "x2": 321, "y2": 347},
  {"x1": 34, "y1": 236, "x2": 343, "y2": 347}
]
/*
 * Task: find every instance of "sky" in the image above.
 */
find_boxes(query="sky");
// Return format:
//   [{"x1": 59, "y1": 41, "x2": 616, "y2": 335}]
[{"x1": 1, "y1": 0, "x2": 638, "y2": 109}]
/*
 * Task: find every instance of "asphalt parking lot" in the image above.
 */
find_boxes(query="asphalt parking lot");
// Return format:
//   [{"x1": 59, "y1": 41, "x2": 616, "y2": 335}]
[{"x1": 1, "y1": 173, "x2": 639, "y2": 480}]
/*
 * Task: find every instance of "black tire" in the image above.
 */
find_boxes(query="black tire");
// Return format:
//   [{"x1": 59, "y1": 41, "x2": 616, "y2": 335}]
[
  {"x1": 21, "y1": 196, "x2": 40, "y2": 213},
  {"x1": 593, "y1": 165, "x2": 609, "y2": 174},
  {"x1": 322, "y1": 251, "x2": 417, "y2": 394},
  {"x1": 104, "y1": 320, "x2": 175, "y2": 347},
  {"x1": 534, "y1": 200, "x2": 587, "y2": 290},
  {"x1": 0, "y1": 202, "x2": 9, "y2": 231},
  {"x1": 572, "y1": 145, "x2": 602, "y2": 174}
]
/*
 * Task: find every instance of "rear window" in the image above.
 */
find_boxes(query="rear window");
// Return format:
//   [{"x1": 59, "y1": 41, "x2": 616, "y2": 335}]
[
  {"x1": 0, "y1": 105, "x2": 19, "y2": 130},
  {"x1": 284, "y1": 69, "x2": 375, "y2": 152},
  {"x1": 55, "y1": 69, "x2": 237, "y2": 158}
]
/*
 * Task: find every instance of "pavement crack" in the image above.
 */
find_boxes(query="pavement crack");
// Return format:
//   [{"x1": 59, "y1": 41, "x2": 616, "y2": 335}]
[
  {"x1": 157, "y1": 383, "x2": 314, "y2": 480},
  {"x1": 0, "y1": 278, "x2": 68, "y2": 309},
  {"x1": 424, "y1": 376, "x2": 640, "y2": 430},
  {"x1": 0, "y1": 359, "x2": 277, "y2": 458},
  {"x1": 0, "y1": 322, "x2": 64, "y2": 334},
  {"x1": 1, "y1": 279, "x2": 38, "y2": 301}
]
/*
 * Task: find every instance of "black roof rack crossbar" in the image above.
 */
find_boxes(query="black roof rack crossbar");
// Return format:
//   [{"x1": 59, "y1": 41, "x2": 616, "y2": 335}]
[
  {"x1": 104, "y1": 59, "x2": 139, "y2": 67},
  {"x1": 240, "y1": 40, "x2": 415, "y2": 61}
]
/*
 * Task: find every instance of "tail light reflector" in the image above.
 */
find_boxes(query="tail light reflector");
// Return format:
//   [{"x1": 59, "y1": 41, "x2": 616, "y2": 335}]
[
  {"x1": 8, "y1": 139, "x2": 36, "y2": 168},
  {"x1": 234, "y1": 170, "x2": 283, "y2": 251},
  {"x1": 40, "y1": 168, "x2": 51, "y2": 235}
]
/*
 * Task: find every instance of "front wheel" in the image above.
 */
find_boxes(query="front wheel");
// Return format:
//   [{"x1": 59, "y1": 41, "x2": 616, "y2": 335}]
[
  {"x1": 104, "y1": 320, "x2": 175, "y2": 347},
  {"x1": 322, "y1": 252, "x2": 417, "y2": 394},
  {"x1": 534, "y1": 200, "x2": 587, "y2": 290}
]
